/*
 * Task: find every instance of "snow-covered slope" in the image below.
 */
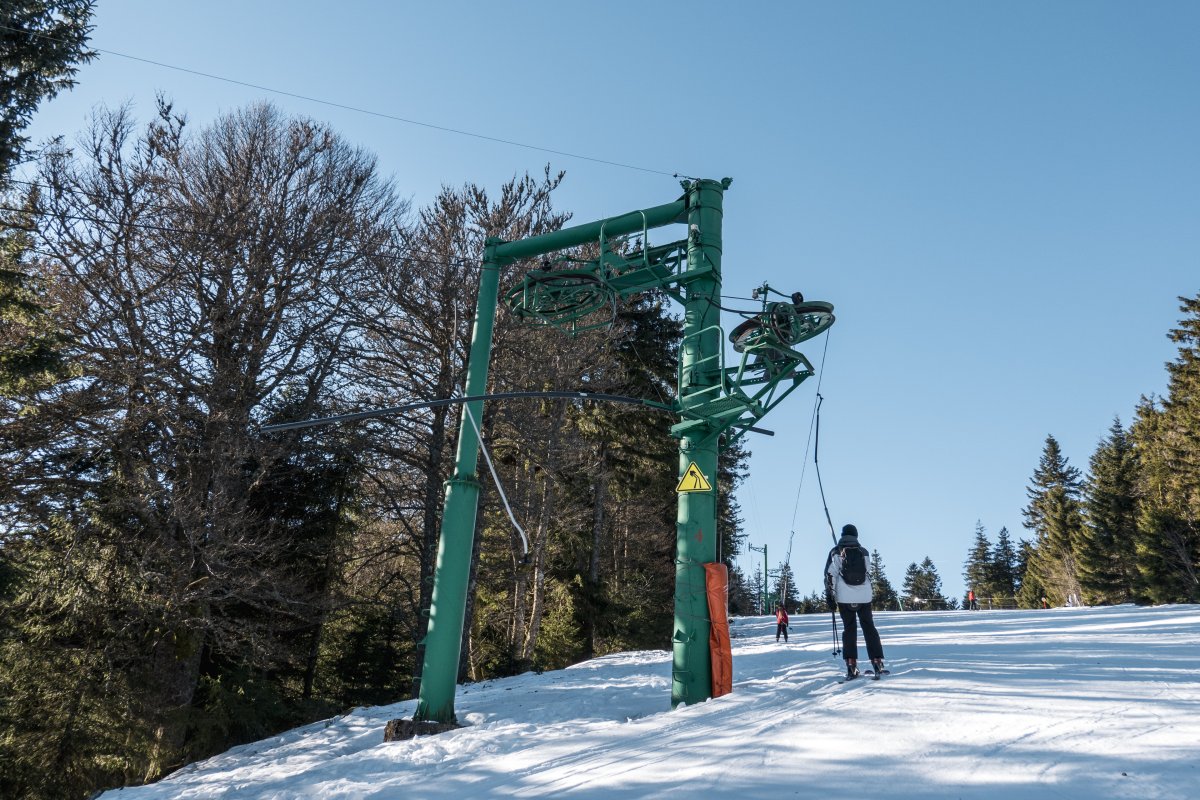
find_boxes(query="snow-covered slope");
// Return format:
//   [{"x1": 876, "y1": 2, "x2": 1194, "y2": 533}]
[{"x1": 102, "y1": 605, "x2": 1200, "y2": 799}]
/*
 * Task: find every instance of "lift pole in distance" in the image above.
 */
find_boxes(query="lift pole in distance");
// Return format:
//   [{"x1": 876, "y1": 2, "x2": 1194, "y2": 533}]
[{"x1": 747, "y1": 543, "x2": 768, "y2": 613}]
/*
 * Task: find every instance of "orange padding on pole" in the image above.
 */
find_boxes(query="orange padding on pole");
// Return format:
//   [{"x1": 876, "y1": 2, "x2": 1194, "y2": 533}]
[{"x1": 704, "y1": 562, "x2": 733, "y2": 698}]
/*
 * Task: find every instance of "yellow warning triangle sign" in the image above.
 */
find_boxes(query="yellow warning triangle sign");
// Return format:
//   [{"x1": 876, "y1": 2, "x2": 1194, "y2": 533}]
[{"x1": 676, "y1": 461, "x2": 713, "y2": 493}]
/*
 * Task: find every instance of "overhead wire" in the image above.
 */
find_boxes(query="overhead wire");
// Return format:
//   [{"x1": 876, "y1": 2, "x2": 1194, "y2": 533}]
[
  {"x1": 0, "y1": 22, "x2": 683, "y2": 178},
  {"x1": 444, "y1": 296, "x2": 529, "y2": 559},
  {"x1": 788, "y1": 328, "x2": 833, "y2": 535}
]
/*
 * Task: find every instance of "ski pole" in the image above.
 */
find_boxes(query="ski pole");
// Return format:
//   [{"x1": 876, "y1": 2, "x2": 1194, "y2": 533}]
[{"x1": 830, "y1": 610, "x2": 840, "y2": 656}]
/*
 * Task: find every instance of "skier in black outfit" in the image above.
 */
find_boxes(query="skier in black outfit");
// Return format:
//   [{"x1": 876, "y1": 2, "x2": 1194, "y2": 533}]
[{"x1": 825, "y1": 524, "x2": 886, "y2": 680}]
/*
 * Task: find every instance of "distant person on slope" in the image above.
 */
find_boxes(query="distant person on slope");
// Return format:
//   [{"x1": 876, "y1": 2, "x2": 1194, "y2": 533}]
[
  {"x1": 775, "y1": 603, "x2": 789, "y2": 642},
  {"x1": 825, "y1": 524, "x2": 886, "y2": 680}
]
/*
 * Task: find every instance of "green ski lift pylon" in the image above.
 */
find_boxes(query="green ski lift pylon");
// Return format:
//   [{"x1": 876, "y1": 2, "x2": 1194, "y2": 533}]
[
  {"x1": 414, "y1": 178, "x2": 835, "y2": 721},
  {"x1": 413, "y1": 189, "x2": 688, "y2": 724}
]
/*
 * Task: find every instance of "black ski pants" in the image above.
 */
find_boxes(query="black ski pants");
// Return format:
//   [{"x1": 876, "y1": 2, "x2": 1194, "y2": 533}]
[
  {"x1": 776, "y1": 622, "x2": 788, "y2": 642},
  {"x1": 838, "y1": 602, "x2": 884, "y2": 662}
]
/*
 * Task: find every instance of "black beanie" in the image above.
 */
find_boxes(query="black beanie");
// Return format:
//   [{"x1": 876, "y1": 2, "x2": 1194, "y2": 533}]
[{"x1": 842, "y1": 524, "x2": 858, "y2": 539}]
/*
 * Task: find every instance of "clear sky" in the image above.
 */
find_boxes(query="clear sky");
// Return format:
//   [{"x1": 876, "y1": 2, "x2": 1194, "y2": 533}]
[{"x1": 21, "y1": 1, "x2": 1200, "y2": 602}]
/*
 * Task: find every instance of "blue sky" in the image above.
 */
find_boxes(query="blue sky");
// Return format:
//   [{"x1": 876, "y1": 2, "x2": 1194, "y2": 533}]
[{"x1": 22, "y1": 1, "x2": 1199, "y2": 601}]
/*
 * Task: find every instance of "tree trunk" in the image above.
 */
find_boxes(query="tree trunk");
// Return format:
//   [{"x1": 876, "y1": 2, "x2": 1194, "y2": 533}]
[
  {"x1": 582, "y1": 443, "x2": 608, "y2": 659},
  {"x1": 144, "y1": 627, "x2": 204, "y2": 782}
]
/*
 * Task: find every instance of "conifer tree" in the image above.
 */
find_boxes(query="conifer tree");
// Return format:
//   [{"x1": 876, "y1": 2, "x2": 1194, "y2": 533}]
[
  {"x1": 989, "y1": 526, "x2": 1018, "y2": 606},
  {"x1": 1, "y1": 2, "x2": 94, "y2": 404},
  {"x1": 963, "y1": 521, "x2": 993, "y2": 603},
  {"x1": 772, "y1": 562, "x2": 801, "y2": 611},
  {"x1": 1015, "y1": 539, "x2": 1046, "y2": 608},
  {"x1": 902, "y1": 557, "x2": 949, "y2": 610},
  {"x1": 797, "y1": 589, "x2": 829, "y2": 614},
  {"x1": 1079, "y1": 417, "x2": 1140, "y2": 604},
  {"x1": 1130, "y1": 294, "x2": 1200, "y2": 603},
  {"x1": 750, "y1": 564, "x2": 766, "y2": 614},
  {"x1": 0, "y1": 1, "x2": 96, "y2": 179},
  {"x1": 869, "y1": 548, "x2": 899, "y2": 611},
  {"x1": 1021, "y1": 435, "x2": 1086, "y2": 605},
  {"x1": 0, "y1": 204, "x2": 70, "y2": 396},
  {"x1": 727, "y1": 563, "x2": 756, "y2": 616}
]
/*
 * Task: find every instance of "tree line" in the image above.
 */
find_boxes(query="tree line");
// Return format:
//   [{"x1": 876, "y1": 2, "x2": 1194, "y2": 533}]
[
  {"x1": 737, "y1": 548, "x2": 947, "y2": 614},
  {"x1": 964, "y1": 297, "x2": 1199, "y2": 609}
]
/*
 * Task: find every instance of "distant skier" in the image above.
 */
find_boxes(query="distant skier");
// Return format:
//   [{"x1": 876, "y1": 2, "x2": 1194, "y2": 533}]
[
  {"x1": 825, "y1": 524, "x2": 886, "y2": 680},
  {"x1": 968, "y1": 589, "x2": 979, "y2": 610},
  {"x1": 775, "y1": 603, "x2": 789, "y2": 642}
]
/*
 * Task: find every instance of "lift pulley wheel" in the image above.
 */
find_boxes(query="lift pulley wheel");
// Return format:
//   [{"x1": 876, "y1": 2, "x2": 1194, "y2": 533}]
[
  {"x1": 730, "y1": 300, "x2": 834, "y2": 353},
  {"x1": 505, "y1": 268, "x2": 616, "y2": 330}
]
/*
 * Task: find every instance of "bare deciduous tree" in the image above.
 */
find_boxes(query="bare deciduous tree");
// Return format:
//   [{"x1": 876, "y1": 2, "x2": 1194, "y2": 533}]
[{"x1": 2, "y1": 99, "x2": 406, "y2": 782}]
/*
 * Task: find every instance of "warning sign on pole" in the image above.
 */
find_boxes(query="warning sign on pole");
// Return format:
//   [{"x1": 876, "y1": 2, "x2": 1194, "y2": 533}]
[{"x1": 677, "y1": 461, "x2": 713, "y2": 493}]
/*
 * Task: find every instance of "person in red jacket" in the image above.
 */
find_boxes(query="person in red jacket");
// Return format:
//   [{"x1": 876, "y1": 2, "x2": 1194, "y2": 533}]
[{"x1": 775, "y1": 603, "x2": 789, "y2": 642}]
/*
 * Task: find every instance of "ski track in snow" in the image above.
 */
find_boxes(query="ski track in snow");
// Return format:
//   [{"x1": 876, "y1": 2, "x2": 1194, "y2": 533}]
[{"x1": 100, "y1": 605, "x2": 1200, "y2": 799}]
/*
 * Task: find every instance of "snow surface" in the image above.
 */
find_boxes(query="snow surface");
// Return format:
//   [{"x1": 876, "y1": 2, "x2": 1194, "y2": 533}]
[{"x1": 102, "y1": 604, "x2": 1200, "y2": 799}]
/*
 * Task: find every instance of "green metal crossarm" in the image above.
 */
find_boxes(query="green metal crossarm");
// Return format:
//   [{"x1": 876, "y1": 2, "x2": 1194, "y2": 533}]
[{"x1": 491, "y1": 198, "x2": 688, "y2": 265}]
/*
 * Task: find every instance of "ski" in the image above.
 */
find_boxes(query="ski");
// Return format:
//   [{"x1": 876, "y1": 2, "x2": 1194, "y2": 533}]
[
  {"x1": 865, "y1": 669, "x2": 890, "y2": 681},
  {"x1": 837, "y1": 672, "x2": 862, "y2": 685}
]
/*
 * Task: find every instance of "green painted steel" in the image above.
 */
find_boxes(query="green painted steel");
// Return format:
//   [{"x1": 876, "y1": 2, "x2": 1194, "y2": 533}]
[
  {"x1": 492, "y1": 199, "x2": 687, "y2": 264},
  {"x1": 671, "y1": 178, "x2": 727, "y2": 708},
  {"x1": 413, "y1": 201, "x2": 686, "y2": 724},
  {"x1": 416, "y1": 177, "x2": 832, "y2": 721},
  {"x1": 413, "y1": 243, "x2": 504, "y2": 724}
]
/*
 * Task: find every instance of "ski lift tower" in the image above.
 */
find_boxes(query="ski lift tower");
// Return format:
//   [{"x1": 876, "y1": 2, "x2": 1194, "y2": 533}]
[{"x1": 413, "y1": 178, "x2": 834, "y2": 723}]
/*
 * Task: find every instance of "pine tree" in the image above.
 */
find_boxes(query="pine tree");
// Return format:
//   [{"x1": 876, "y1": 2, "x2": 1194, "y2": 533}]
[
  {"x1": 923, "y1": 556, "x2": 950, "y2": 610},
  {"x1": 798, "y1": 589, "x2": 829, "y2": 614},
  {"x1": 0, "y1": 203, "x2": 71, "y2": 396},
  {"x1": 1130, "y1": 294, "x2": 1200, "y2": 603},
  {"x1": 772, "y1": 562, "x2": 801, "y2": 611},
  {"x1": 727, "y1": 563, "x2": 756, "y2": 616},
  {"x1": 0, "y1": 1, "x2": 96, "y2": 180},
  {"x1": 989, "y1": 527, "x2": 1018, "y2": 607},
  {"x1": 869, "y1": 548, "x2": 899, "y2": 611},
  {"x1": 0, "y1": 3, "x2": 92, "y2": 397},
  {"x1": 1021, "y1": 435, "x2": 1086, "y2": 605},
  {"x1": 1079, "y1": 417, "x2": 1140, "y2": 604},
  {"x1": 963, "y1": 521, "x2": 993, "y2": 604},
  {"x1": 1015, "y1": 538, "x2": 1046, "y2": 608},
  {"x1": 902, "y1": 557, "x2": 949, "y2": 610},
  {"x1": 749, "y1": 564, "x2": 766, "y2": 614}
]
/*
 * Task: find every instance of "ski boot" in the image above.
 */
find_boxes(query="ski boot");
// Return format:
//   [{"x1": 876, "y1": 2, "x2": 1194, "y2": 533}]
[
  {"x1": 845, "y1": 658, "x2": 859, "y2": 681},
  {"x1": 870, "y1": 658, "x2": 886, "y2": 679}
]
